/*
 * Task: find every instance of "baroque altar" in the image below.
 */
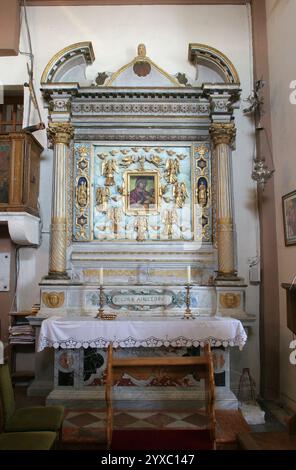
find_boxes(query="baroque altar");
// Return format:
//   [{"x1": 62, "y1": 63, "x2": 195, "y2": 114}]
[{"x1": 28, "y1": 42, "x2": 253, "y2": 407}]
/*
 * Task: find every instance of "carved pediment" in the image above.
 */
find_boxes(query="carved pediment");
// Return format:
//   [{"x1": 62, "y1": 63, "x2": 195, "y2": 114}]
[{"x1": 99, "y1": 43, "x2": 182, "y2": 88}]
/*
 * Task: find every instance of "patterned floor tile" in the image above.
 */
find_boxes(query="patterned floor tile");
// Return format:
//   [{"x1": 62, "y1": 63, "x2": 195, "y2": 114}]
[
  {"x1": 123, "y1": 411, "x2": 159, "y2": 420},
  {"x1": 144, "y1": 412, "x2": 175, "y2": 427},
  {"x1": 121, "y1": 420, "x2": 156, "y2": 429},
  {"x1": 166, "y1": 420, "x2": 198, "y2": 429},
  {"x1": 66, "y1": 412, "x2": 101, "y2": 427},
  {"x1": 182, "y1": 413, "x2": 209, "y2": 426},
  {"x1": 114, "y1": 412, "x2": 139, "y2": 427}
]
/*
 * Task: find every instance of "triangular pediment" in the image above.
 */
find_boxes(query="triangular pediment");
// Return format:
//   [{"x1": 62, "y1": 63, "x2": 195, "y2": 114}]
[{"x1": 102, "y1": 44, "x2": 182, "y2": 88}]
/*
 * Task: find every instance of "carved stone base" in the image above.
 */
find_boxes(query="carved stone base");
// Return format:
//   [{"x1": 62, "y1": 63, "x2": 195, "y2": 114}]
[
  {"x1": 44, "y1": 272, "x2": 70, "y2": 280},
  {"x1": 215, "y1": 272, "x2": 239, "y2": 282}
]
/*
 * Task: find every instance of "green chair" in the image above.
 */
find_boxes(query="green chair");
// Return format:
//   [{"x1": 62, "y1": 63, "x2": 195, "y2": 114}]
[
  {"x1": 0, "y1": 364, "x2": 64, "y2": 435},
  {"x1": 0, "y1": 431, "x2": 57, "y2": 450}
]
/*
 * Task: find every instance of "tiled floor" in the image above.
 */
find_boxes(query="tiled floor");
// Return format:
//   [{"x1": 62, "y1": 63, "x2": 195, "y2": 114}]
[
  {"x1": 64, "y1": 409, "x2": 210, "y2": 431},
  {"x1": 61, "y1": 408, "x2": 251, "y2": 449},
  {"x1": 14, "y1": 385, "x2": 294, "y2": 450}
]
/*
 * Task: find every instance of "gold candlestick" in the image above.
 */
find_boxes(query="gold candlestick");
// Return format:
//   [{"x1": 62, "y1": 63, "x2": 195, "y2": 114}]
[
  {"x1": 96, "y1": 285, "x2": 117, "y2": 320},
  {"x1": 96, "y1": 285, "x2": 105, "y2": 319},
  {"x1": 183, "y1": 283, "x2": 194, "y2": 320}
]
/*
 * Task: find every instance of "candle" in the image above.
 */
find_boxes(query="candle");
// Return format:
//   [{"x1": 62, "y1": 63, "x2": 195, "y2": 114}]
[
  {"x1": 187, "y1": 266, "x2": 191, "y2": 284},
  {"x1": 100, "y1": 267, "x2": 104, "y2": 286},
  {"x1": 0, "y1": 340, "x2": 3, "y2": 365}
]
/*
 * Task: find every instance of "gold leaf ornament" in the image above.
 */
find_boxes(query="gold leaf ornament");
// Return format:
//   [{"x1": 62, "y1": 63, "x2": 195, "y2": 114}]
[{"x1": 42, "y1": 292, "x2": 65, "y2": 308}]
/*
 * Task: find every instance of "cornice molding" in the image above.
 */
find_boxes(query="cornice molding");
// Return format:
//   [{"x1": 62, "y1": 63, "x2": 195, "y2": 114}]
[{"x1": 27, "y1": 1, "x2": 249, "y2": 6}]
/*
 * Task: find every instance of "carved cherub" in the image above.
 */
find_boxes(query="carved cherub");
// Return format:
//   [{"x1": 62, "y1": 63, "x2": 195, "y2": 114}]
[
  {"x1": 120, "y1": 155, "x2": 135, "y2": 167},
  {"x1": 173, "y1": 182, "x2": 188, "y2": 208},
  {"x1": 149, "y1": 155, "x2": 163, "y2": 167},
  {"x1": 137, "y1": 43, "x2": 147, "y2": 58},
  {"x1": 165, "y1": 158, "x2": 180, "y2": 184},
  {"x1": 102, "y1": 159, "x2": 117, "y2": 186}
]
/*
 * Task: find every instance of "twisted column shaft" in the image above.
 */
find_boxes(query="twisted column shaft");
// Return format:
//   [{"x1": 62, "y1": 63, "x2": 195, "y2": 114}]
[
  {"x1": 47, "y1": 123, "x2": 73, "y2": 278},
  {"x1": 210, "y1": 123, "x2": 237, "y2": 278}
]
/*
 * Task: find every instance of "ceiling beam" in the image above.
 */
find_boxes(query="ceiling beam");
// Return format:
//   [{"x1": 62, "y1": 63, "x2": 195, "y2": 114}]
[{"x1": 25, "y1": 1, "x2": 250, "y2": 6}]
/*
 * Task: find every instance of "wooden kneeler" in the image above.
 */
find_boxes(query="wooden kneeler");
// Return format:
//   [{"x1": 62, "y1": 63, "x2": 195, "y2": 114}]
[{"x1": 105, "y1": 342, "x2": 216, "y2": 450}]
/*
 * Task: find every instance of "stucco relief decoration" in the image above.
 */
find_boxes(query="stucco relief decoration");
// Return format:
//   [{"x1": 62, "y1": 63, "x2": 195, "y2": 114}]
[
  {"x1": 72, "y1": 143, "x2": 198, "y2": 242},
  {"x1": 42, "y1": 292, "x2": 65, "y2": 308},
  {"x1": 74, "y1": 145, "x2": 91, "y2": 241},
  {"x1": 72, "y1": 143, "x2": 212, "y2": 243},
  {"x1": 102, "y1": 43, "x2": 181, "y2": 88},
  {"x1": 133, "y1": 44, "x2": 151, "y2": 77},
  {"x1": 220, "y1": 293, "x2": 240, "y2": 309},
  {"x1": 194, "y1": 143, "x2": 212, "y2": 243}
]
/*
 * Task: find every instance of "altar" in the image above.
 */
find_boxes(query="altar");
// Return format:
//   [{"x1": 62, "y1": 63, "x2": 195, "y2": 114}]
[
  {"x1": 31, "y1": 316, "x2": 247, "y2": 409},
  {"x1": 28, "y1": 41, "x2": 255, "y2": 407}
]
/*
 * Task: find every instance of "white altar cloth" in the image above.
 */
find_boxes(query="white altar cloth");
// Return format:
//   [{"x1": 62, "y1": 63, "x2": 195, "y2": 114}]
[{"x1": 38, "y1": 316, "x2": 247, "y2": 351}]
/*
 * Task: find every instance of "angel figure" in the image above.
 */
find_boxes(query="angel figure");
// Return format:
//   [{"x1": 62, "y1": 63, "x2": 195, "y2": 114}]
[
  {"x1": 162, "y1": 209, "x2": 178, "y2": 240},
  {"x1": 96, "y1": 186, "x2": 110, "y2": 212},
  {"x1": 107, "y1": 207, "x2": 122, "y2": 237},
  {"x1": 134, "y1": 216, "x2": 148, "y2": 241},
  {"x1": 102, "y1": 159, "x2": 117, "y2": 186},
  {"x1": 173, "y1": 182, "x2": 188, "y2": 209},
  {"x1": 165, "y1": 158, "x2": 180, "y2": 184}
]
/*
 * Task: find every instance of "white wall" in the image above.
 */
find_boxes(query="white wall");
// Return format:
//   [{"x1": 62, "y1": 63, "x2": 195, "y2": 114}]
[
  {"x1": 0, "y1": 4, "x2": 260, "y2": 391},
  {"x1": 266, "y1": 0, "x2": 296, "y2": 411}
]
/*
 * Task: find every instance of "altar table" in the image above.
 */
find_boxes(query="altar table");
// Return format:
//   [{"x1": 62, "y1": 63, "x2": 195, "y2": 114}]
[{"x1": 38, "y1": 316, "x2": 247, "y2": 351}]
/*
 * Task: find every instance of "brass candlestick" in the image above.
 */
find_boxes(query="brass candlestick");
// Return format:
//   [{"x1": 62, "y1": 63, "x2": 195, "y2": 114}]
[
  {"x1": 96, "y1": 285, "x2": 117, "y2": 320},
  {"x1": 96, "y1": 285, "x2": 105, "y2": 319},
  {"x1": 183, "y1": 283, "x2": 194, "y2": 320}
]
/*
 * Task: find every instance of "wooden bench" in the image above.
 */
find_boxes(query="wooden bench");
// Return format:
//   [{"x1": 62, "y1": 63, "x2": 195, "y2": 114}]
[{"x1": 105, "y1": 342, "x2": 216, "y2": 450}]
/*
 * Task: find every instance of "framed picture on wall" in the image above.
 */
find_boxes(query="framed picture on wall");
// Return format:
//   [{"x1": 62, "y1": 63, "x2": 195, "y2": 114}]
[
  {"x1": 282, "y1": 190, "x2": 296, "y2": 246},
  {"x1": 124, "y1": 170, "x2": 160, "y2": 215}
]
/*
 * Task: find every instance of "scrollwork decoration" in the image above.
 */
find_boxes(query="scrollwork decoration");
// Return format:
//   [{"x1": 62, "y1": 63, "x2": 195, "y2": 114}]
[{"x1": 74, "y1": 144, "x2": 91, "y2": 241}]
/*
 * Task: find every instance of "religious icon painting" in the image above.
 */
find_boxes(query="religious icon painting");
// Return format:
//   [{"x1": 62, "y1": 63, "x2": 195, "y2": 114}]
[
  {"x1": 283, "y1": 190, "x2": 296, "y2": 246},
  {"x1": 124, "y1": 170, "x2": 160, "y2": 215}
]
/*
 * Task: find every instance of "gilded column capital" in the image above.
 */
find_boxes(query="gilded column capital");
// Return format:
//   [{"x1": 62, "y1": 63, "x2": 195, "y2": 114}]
[
  {"x1": 47, "y1": 122, "x2": 74, "y2": 146},
  {"x1": 210, "y1": 123, "x2": 236, "y2": 147}
]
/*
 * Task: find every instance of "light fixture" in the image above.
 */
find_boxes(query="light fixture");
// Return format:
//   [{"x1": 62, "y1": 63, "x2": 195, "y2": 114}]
[
  {"x1": 251, "y1": 156, "x2": 274, "y2": 191},
  {"x1": 243, "y1": 80, "x2": 274, "y2": 190}
]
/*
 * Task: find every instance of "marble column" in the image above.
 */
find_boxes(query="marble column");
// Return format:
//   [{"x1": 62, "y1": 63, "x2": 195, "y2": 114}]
[
  {"x1": 47, "y1": 123, "x2": 74, "y2": 279},
  {"x1": 210, "y1": 123, "x2": 237, "y2": 279}
]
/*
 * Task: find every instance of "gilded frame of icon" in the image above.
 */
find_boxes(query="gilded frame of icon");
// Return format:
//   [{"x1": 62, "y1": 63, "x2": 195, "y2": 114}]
[
  {"x1": 123, "y1": 170, "x2": 160, "y2": 215},
  {"x1": 282, "y1": 189, "x2": 296, "y2": 246}
]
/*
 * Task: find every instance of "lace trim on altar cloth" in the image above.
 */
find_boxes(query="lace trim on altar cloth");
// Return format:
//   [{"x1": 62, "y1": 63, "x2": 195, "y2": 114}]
[{"x1": 39, "y1": 334, "x2": 247, "y2": 351}]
